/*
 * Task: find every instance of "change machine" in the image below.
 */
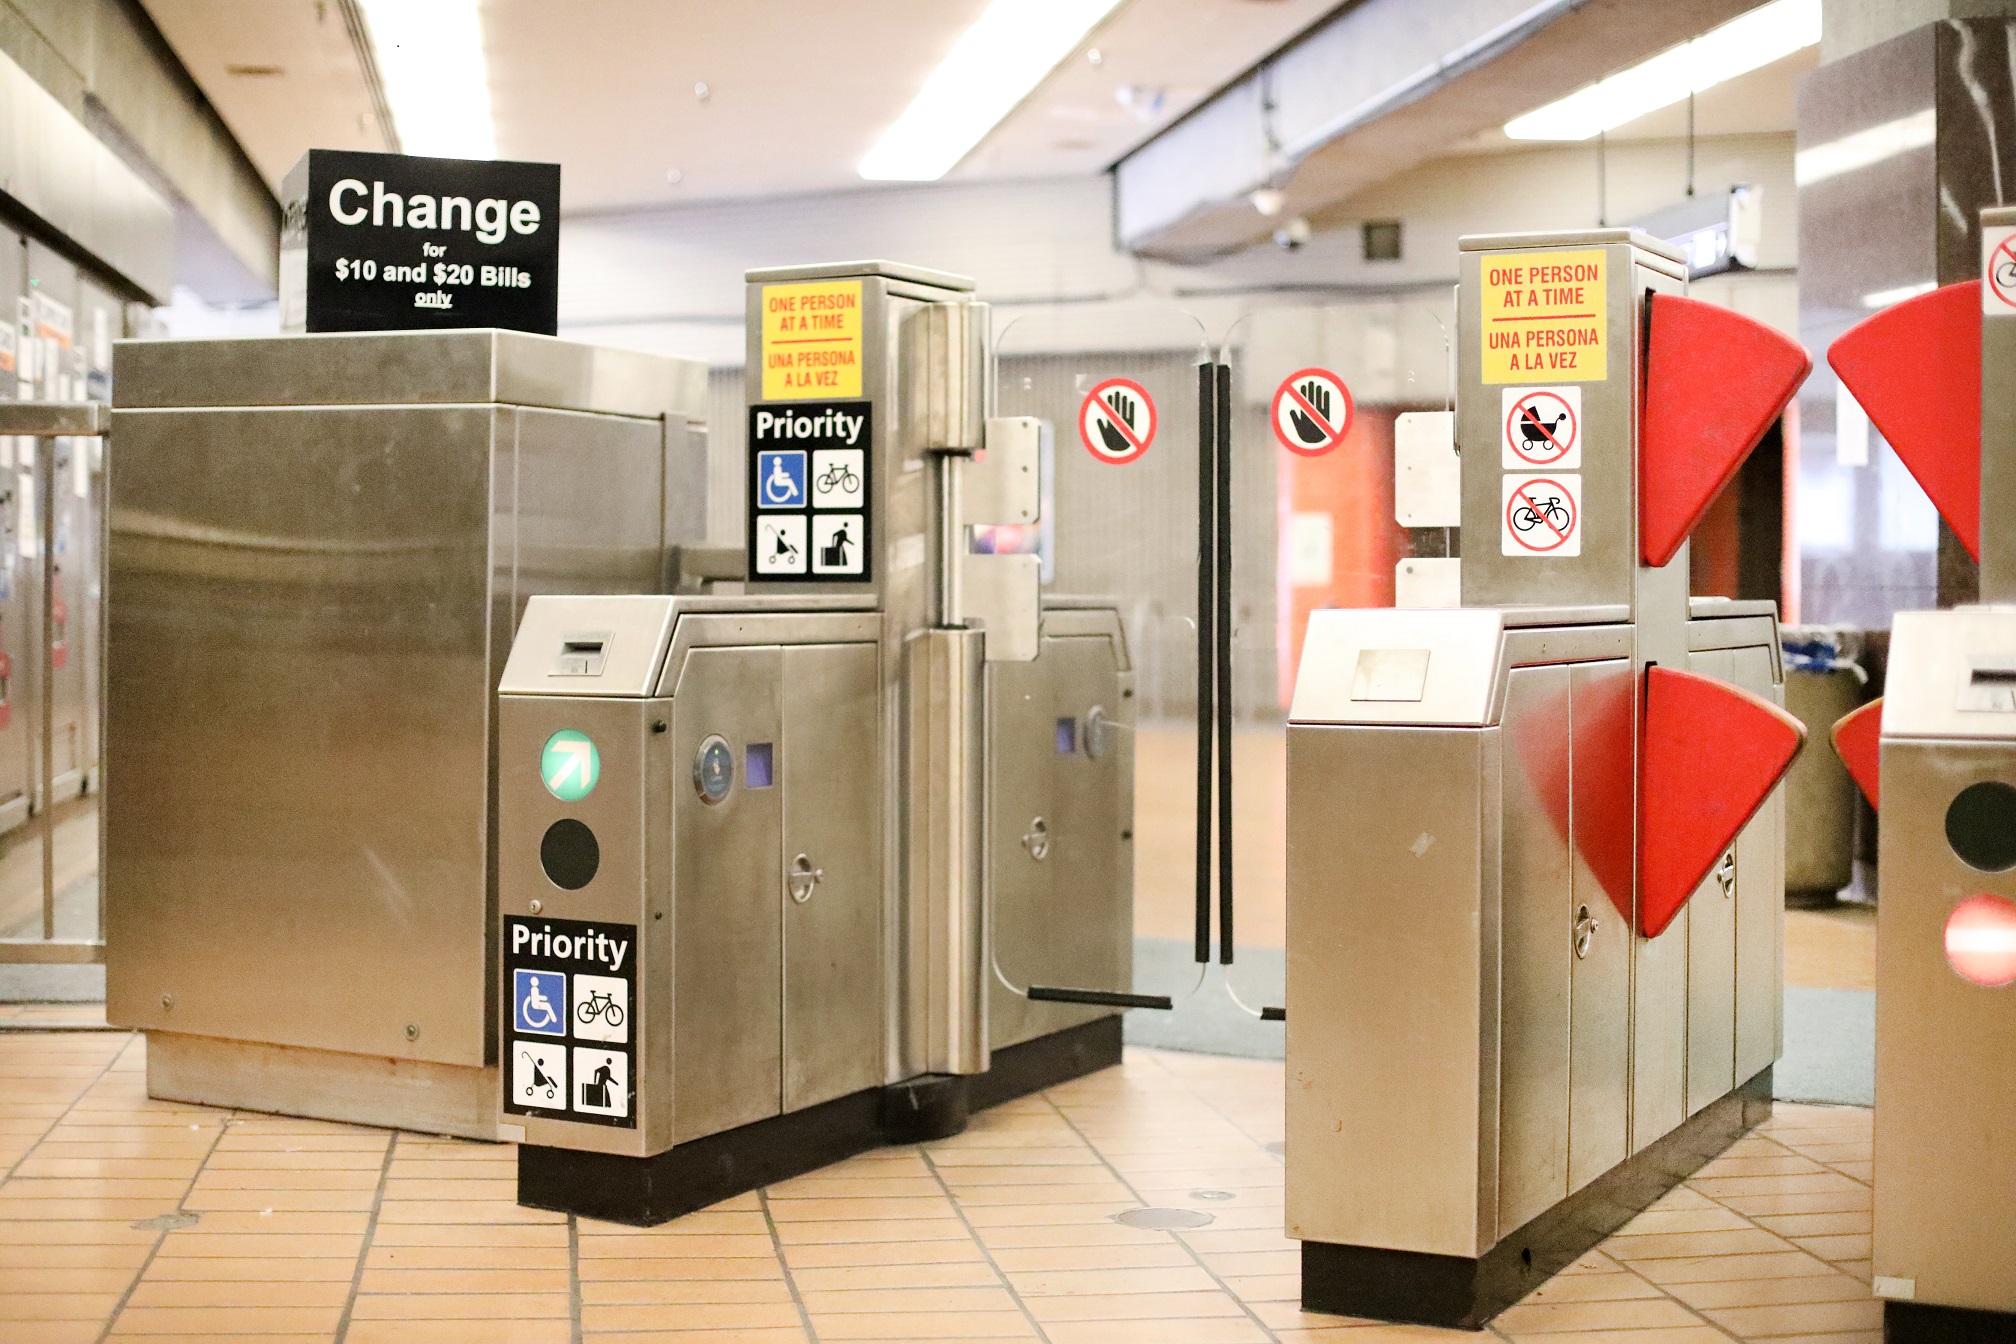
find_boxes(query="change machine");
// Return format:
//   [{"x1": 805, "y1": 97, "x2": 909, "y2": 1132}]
[
  {"x1": 1284, "y1": 229, "x2": 1810, "y2": 1328},
  {"x1": 1823, "y1": 205, "x2": 2016, "y2": 1341},
  {"x1": 497, "y1": 262, "x2": 1138, "y2": 1224},
  {"x1": 106, "y1": 330, "x2": 708, "y2": 1138}
]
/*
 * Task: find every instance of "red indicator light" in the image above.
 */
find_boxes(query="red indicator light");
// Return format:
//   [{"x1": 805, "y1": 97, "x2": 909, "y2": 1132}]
[{"x1": 1945, "y1": 894, "x2": 2016, "y2": 987}]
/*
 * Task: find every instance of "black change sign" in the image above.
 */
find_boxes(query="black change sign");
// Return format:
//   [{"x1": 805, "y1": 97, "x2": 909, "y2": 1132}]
[{"x1": 281, "y1": 149, "x2": 560, "y2": 334}]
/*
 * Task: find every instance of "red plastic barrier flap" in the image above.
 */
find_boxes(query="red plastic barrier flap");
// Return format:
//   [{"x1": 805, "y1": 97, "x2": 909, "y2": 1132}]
[
  {"x1": 1830, "y1": 697, "x2": 1883, "y2": 810},
  {"x1": 1638, "y1": 666, "x2": 1806, "y2": 939},
  {"x1": 1826, "y1": 281, "x2": 1982, "y2": 559},
  {"x1": 1639, "y1": 293, "x2": 1811, "y2": 569}
]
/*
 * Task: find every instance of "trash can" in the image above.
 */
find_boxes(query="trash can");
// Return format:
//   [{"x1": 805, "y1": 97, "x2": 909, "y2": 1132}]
[{"x1": 1780, "y1": 626, "x2": 1869, "y2": 905}]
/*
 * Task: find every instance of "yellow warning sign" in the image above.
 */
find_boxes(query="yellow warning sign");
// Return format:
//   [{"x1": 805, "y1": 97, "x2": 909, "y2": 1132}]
[
  {"x1": 761, "y1": 281, "x2": 863, "y2": 400},
  {"x1": 1480, "y1": 249, "x2": 1607, "y2": 384}
]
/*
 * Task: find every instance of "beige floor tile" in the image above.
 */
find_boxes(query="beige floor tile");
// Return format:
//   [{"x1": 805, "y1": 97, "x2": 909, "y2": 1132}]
[
  {"x1": 1009, "y1": 1264, "x2": 1220, "y2": 1297},
  {"x1": 1749, "y1": 1211, "x2": 1871, "y2": 1239},
  {"x1": 343, "y1": 1321, "x2": 571, "y2": 1344},
  {"x1": 1603, "y1": 1228, "x2": 1797, "y2": 1261},
  {"x1": 364, "y1": 1244, "x2": 569, "y2": 1270},
  {"x1": 575, "y1": 1332, "x2": 807, "y2": 1344},
  {"x1": 1758, "y1": 1333, "x2": 1882, "y2": 1344},
  {"x1": 123, "y1": 1279, "x2": 351, "y2": 1308},
  {"x1": 1493, "y1": 1295, "x2": 1707, "y2": 1334},
  {"x1": 580, "y1": 1277, "x2": 797, "y2": 1305},
  {"x1": 796, "y1": 1285, "x2": 1018, "y2": 1314},
  {"x1": 1712, "y1": 1189, "x2": 1874, "y2": 1217},
  {"x1": 764, "y1": 1196, "x2": 952, "y2": 1222},
  {"x1": 0, "y1": 1292, "x2": 125, "y2": 1321},
  {"x1": 349, "y1": 1292, "x2": 572, "y2": 1319},
  {"x1": 0, "y1": 1265, "x2": 140, "y2": 1293},
  {"x1": 1498, "y1": 1330, "x2": 1731, "y2": 1344},
  {"x1": 104, "y1": 1304, "x2": 344, "y2": 1333},
  {"x1": 358, "y1": 1266, "x2": 571, "y2": 1293},
  {"x1": 1699, "y1": 1297, "x2": 1884, "y2": 1337},
  {"x1": 976, "y1": 1220, "x2": 1173, "y2": 1250},
  {"x1": 580, "y1": 1301, "x2": 807, "y2": 1331},
  {"x1": 147, "y1": 1233, "x2": 361, "y2": 1258},
  {"x1": 578, "y1": 1256, "x2": 787, "y2": 1283},
  {"x1": 1514, "y1": 1269, "x2": 1666, "y2": 1304},
  {"x1": 1044, "y1": 1318, "x2": 1271, "y2": 1343},
  {"x1": 369, "y1": 1223, "x2": 569, "y2": 1248},
  {"x1": 1631, "y1": 1251, "x2": 1841, "y2": 1286},
  {"x1": 788, "y1": 1261, "x2": 999, "y2": 1291},
  {"x1": 1023, "y1": 1289, "x2": 1248, "y2": 1322},
  {"x1": 576, "y1": 1231, "x2": 778, "y2": 1259},
  {"x1": 141, "y1": 1258, "x2": 358, "y2": 1282},
  {"x1": 1612, "y1": 1205, "x2": 1761, "y2": 1236},
  {"x1": 770, "y1": 1218, "x2": 970, "y2": 1245},
  {"x1": 1789, "y1": 1233, "x2": 1872, "y2": 1262},
  {"x1": 1664, "y1": 1273, "x2": 1874, "y2": 1311},
  {"x1": 808, "y1": 1310, "x2": 1037, "y2": 1339},
  {"x1": 782, "y1": 1240, "x2": 987, "y2": 1269}
]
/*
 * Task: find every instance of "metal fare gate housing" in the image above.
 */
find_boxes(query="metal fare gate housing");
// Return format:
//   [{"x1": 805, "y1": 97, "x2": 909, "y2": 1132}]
[{"x1": 1284, "y1": 229, "x2": 1809, "y2": 1328}]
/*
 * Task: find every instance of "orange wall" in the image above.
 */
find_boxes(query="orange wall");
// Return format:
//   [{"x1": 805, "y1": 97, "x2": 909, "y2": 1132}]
[{"x1": 1276, "y1": 408, "x2": 1409, "y2": 706}]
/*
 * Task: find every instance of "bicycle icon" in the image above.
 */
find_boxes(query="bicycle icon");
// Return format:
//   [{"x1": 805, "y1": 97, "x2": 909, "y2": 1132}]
[
  {"x1": 816, "y1": 462, "x2": 860, "y2": 495},
  {"x1": 1511, "y1": 495, "x2": 1571, "y2": 533},
  {"x1": 577, "y1": 989, "x2": 625, "y2": 1029}
]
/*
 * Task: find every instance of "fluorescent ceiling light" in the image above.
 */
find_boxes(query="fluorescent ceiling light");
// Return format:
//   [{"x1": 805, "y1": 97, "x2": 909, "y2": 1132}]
[
  {"x1": 1504, "y1": 0, "x2": 1819, "y2": 142},
  {"x1": 1796, "y1": 109, "x2": 1936, "y2": 186},
  {"x1": 1861, "y1": 280, "x2": 1937, "y2": 308},
  {"x1": 860, "y1": 0, "x2": 1124, "y2": 181},
  {"x1": 358, "y1": 0, "x2": 496, "y2": 159}
]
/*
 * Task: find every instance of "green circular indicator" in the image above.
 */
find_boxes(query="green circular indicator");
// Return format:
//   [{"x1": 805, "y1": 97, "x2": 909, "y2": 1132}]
[{"x1": 541, "y1": 730, "x2": 600, "y2": 802}]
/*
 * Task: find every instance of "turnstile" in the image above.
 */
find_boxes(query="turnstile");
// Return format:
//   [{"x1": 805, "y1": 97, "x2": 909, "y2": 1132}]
[
  {"x1": 1821, "y1": 205, "x2": 2016, "y2": 1340},
  {"x1": 1284, "y1": 229, "x2": 1809, "y2": 1327},
  {"x1": 104, "y1": 330, "x2": 708, "y2": 1137},
  {"x1": 497, "y1": 262, "x2": 1142, "y2": 1224}
]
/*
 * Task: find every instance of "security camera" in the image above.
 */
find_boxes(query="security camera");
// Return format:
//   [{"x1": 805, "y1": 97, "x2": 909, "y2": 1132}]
[{"x1": 1274, "y1": 216, "x2": 1312, "y2": 250}]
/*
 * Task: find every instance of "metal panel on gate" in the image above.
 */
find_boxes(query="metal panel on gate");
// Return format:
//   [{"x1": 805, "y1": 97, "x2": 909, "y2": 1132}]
[
  {"x1": 1685, "y1": 649, "x2": 1739, "y2": 1117},
  {"x1": 781, "y1": 641, "x2": 883, "y2": 1112},
  {"x1": 1567, "y1": 659, "x2": 1632, "y2": 1190},
  {"x1": 671, "y1": 645, "x2": 783, "y2": 1141}
]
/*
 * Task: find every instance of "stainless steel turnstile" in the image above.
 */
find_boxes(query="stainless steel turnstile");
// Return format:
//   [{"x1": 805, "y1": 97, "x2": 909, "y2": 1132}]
[
  {"x1": 105, "y1": 331, "x2": 707, "y2": 1137},
  {"x1": 1285, "y1": 229, "x2": 1809, "y2": 1327},
  {"x1": 497, "y1": 263, "x2": 1142, "y2": 1223}
]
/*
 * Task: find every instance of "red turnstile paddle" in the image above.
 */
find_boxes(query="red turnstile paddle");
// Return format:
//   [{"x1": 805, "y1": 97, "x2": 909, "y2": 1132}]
[
  {"x1": 1639, "y1": 294, "x2": 1811, "y2": 569},
  {"x1": 1829, "y1": 697, "x2": 1883, "y2": 809},
  {"x1": 1638, "y1": 666, "x2": 1806, "y2": 938},
  {"x1": 1827, "y1": 280, "x2": 1982, "y2": 559}
]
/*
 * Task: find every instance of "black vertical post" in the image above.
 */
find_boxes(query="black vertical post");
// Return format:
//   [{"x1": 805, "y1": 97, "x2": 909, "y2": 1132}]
[
  {"x1": 1194, "y1": 362, "x2": 1216, "y2": 965},
  {"x1": 1215, "y1": 363, "x2": 1235, "y2": 964}
]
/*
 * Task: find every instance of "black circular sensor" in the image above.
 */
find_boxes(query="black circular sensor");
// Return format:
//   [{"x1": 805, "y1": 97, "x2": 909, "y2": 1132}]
[
  {"x1": 540, "y1": 818, "x2": 600, "y2": 890},
  {"x1": 1946, "y1": 781, "x2": 2016, "y2": 872}
]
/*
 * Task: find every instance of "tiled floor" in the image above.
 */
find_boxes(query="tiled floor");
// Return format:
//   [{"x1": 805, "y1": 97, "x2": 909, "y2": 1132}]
[{"x1": 0, "y1": 1033, "x2": 1881, "y2": 1343}]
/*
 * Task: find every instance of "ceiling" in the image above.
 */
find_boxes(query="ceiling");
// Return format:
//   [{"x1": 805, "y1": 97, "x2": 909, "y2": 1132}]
[{"x1": 141, "y1": 0, "x2": 1341, "y2": 210}]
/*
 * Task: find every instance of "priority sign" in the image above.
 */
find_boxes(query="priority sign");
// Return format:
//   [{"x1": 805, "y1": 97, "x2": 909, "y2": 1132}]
[
  {"x1": 1501, "y1": 473, "x2": 1582, "y2": 557},
  {"x1": 1272, "y1": 368, "x2": 1353, "y2": 456},
  {"x1": 1079, "y1": 378, "x2": 1156, "y2": 463},
  {"x1": 1501, "y1": 386, "x2": 1580, "y2": 469}
]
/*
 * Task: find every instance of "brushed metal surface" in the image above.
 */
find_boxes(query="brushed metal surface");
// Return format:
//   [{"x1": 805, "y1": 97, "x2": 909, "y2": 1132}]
[
  {"x1": 1286, "y1": 723, "x2": 1496, "y2": 1259},
  {"x1": 745, "y1": 261, "x2": 974, "y2": 291},
  {"x1": 1876, "y1": 727, "x2": 2016, "y2": 1311},
  {"x1": 781, "y1": 642, "x2": 884, "y2": 1111},
  {"x1": 113, "y1": 330, "x2": 708, "y2": 419},
  {"x1": 1497, "y1": 665, "x2": 1572, "y2": 1235},
  {"x1": 1290, "y1": 608, "x2": 1505, "y2": 726},
  {"x1": 105, "y1": 366, "x2": 674, "y2": 1082},
  {"x1": 906, "y1": 627, "x2": 988, "y2": 1076},
  {"x1": 495, "y1": 693, "x2": 668, "y2": 1157},
  {"x1": 1731, "y1": 644, "x2": 1786, "y2": 1086},
  {"x1": 670, "y1": 645, "x2": 783, "y2": 1141},
  {"x1": 1459, "y1": 228, "x2": 1686, "y2": 268},
  {"x1": 0, "y1": 404, "x2": 108, "y2": 435},
  {"x1": 1567, "y1": 659, "x2": 1632, "y2": 1190},
  {"x1": 988, "y1": 631, "x2": 1132, "y2": 1051},
  {"x1": 1685, "y1": 649, "x2": 1739, "y2": 1118},
  {"x1": 1885, "y1": 608, "x2": 2016, "y2": 739}
]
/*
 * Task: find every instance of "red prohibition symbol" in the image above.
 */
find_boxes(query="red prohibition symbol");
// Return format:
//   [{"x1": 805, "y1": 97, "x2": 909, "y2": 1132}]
[
  {"x1": 1271, "y1": 368, "x2": 1353, "y2": 456},
  {"x1": 1505, "y1": 477, "x2": 1577, "y2": 552},
  {"x1": 1079, "y1": 377, "x2": 1156, "y2": 463},
  {"x1": 1505, "y1": 390, "x2": 1577, "y2": 467},
  {"x1": 1991, "y1": 234, "x2": 2016, "y2": 308}
]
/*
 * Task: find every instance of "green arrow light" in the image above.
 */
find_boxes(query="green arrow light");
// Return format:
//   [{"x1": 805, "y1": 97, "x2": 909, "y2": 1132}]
[{"x1": 541, "y1": 730, "x2": 600, "y2": 802}]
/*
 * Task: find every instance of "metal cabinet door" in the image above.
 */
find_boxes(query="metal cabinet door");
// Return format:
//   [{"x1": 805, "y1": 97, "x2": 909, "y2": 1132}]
[
  {"x1": 1729, "y1": 644, "x2": 1784, "y2": 1084},
  {"x1": 672, "y1": 645, "x2": 783, "y2": 1142},
  {"x1": 1033, "y1": 635, "x2": 1132, "y2": 1034},
  {"x1": 781, "y1": 642, "x2": 883, "y2": 1111},
  {"x1": 986, "y1": 651, "x2": 1055, "y2": 1050},
  {"x1": 1498, "y1": 665, "x2": 1573, "y2": 1234},
  {"x1": 1568, "y1": 659, "x2": 1633, "y2": 1190},
  {"x1": 1684, "y1": 649, "x2": 1739, "y2": 1117}
]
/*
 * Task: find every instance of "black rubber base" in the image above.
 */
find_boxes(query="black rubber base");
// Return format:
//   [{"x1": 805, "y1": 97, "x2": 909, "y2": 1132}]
[
  {"x1": 518, "y1": 1014, "x2": 1122, "y2": 1226},
  {"x1": 1886, "y1": 1299, "x2": 2016, "y2": 1343},
  {"x1": 1303, "y1": 1066, "x2": 1774, "y2": 1330}
]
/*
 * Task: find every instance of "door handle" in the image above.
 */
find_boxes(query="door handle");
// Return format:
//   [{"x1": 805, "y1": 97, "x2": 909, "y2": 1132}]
[
  {"x1": 1573, "y1": 904, "x2": 1598, "y2": 960},
  {"x1": 1021, "y1": 817, "x2": 1050, "y2": 861},
  {"x1": 1715, "y1": 848, "x2": 1736, "y2": 899},
  {"x1": 787, "y1": 853, "x2": 823, "y2": 904}
]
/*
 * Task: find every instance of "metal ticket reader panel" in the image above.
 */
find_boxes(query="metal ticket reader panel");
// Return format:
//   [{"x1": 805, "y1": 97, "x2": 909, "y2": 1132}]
[
  {"x1": 1284, "y1": 229, "x2": 1810, "y2": 1328},
  {"x1": 1822, "y1": 206, "x2": 2016, "y2": 1340},
  {"x1": 501, "y1": 263, "x2": 1142, "y2": 1225}
]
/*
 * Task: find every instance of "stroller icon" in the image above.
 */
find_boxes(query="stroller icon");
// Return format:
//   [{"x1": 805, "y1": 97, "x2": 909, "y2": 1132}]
[{"x1": 519, "y1": 1050, "x2": 559, "y2": 1101}]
